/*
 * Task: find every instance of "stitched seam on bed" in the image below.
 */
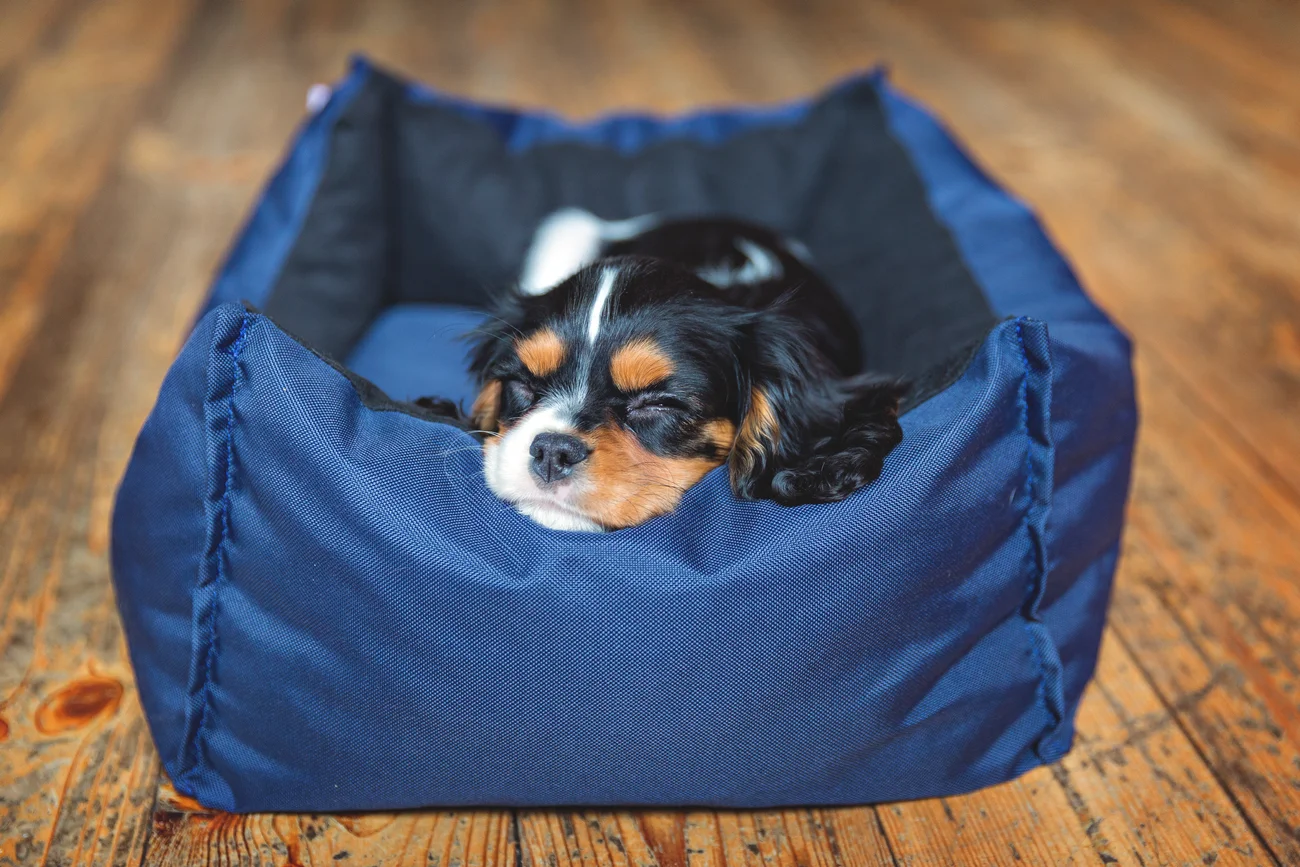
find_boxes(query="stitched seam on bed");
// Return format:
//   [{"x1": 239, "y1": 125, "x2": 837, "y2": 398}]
[
  {"x1": 183, "y1": 312, "x2": 252, "y2": 789},
  {"x1": 1014, "y1": 317, "x2": 1064, "y2": 756}
]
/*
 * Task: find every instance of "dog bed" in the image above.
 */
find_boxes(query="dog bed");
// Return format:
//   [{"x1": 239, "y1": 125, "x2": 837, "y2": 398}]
[{"x1": 111, "y1": 57, "x2": 1137, "y2": 813}]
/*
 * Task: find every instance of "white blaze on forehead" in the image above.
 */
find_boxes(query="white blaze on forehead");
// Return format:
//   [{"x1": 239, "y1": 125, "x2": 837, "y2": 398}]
[
  {"x1": 585, "y1": 266, "x2": 619, "y2": 344},
  {"x1": 736, "y1": 238, "x2": 782, "y2": 282}
]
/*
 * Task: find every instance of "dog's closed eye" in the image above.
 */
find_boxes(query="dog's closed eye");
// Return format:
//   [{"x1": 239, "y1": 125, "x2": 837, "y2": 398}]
[
  {"x1": 505, "y1": 378, "x2": 538, "y2": 407},
  {"x1": 627, "y1": 393, "x2": 687, "y2": 416},
  {"x1": 468, "y1": 216, "x2": 904, "y2": 531}
]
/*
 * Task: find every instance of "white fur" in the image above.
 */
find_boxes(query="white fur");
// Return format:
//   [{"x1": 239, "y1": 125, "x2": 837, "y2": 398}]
[
  {"x1": 519, "y1": 208, "x2": 656, "y2": 295},
  {"x1": 586, "y1": 267, "x2": 619, "y2": 344},
  {"x1": 786, "y1": 238, "x2": 814, "y2": 263},
  {"x1": 696, "y1": 237, "x2": 784, "y2": 287},
  {"x1": 482, "y1": 404, "x2": 604, "y2": 533},
  {"x1": 513, "y1": 499, "x2": 605, "y2": 533}
]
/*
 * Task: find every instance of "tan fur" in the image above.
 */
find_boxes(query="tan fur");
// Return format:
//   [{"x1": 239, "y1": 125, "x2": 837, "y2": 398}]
[
  {"x1": 575, "y1": 424, "x2": 724, "y2": 529},
  {"x1": 700, "y1": 418, "x2": 738, "y2": 457},
  {"x1": 470, "y1": 379, "x2": 502, "y2": 431},
  {"x1": 516, "y1": 327, "x2": 566, "y2": 377},
  {"x1": 730, "y1": 388, "x2": 779, "y2": 484},
  {"x1": 609, "y1": 338, "x2": 675, "y2": 392}
]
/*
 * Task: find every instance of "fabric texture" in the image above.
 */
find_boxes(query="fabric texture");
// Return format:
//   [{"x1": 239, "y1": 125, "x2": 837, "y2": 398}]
[{"x1": 111, "y1": 57, "x2": 1136, "y2": 812}]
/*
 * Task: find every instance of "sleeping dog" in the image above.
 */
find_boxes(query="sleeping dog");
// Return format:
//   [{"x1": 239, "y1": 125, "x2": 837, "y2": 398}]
[{"x1": 466, "y1": 209, "x2": 904, "y2": 531}]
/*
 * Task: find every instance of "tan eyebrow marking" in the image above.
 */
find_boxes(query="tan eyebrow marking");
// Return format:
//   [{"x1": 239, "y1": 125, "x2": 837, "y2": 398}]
[
  {"x1": 515, "y1": 327, "x2": 566, "y2": 377},
  {"x1": 610, "y1": 338, "x2": 675, "y2": 392}
]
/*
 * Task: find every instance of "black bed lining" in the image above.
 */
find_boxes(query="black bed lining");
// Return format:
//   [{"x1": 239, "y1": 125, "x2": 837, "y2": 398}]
[{"x1": 263, "y1": 67, "x2": 997, "y2": 408}]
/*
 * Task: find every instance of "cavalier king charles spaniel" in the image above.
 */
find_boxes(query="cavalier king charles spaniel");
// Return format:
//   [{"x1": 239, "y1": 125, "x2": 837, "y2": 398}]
[{"x1": 465, "y1": 209, "x2": 904, "y2": 531}]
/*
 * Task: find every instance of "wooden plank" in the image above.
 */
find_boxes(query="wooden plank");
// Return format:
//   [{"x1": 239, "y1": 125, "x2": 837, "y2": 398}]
[
  {"x1": 0, "y1": 0, "x2": 197, "y2": 402},
  {"x1": 1056, "y1": 630, "x2": 1268, "y2": 865},
  {"x1": 518, "y1": 808, "x2": 899, "y2": 867},
  {"x1": 863, "y1": 0, "x2": 1300, "y2": 496},
  {"x1": 876, "y1": 771, "x2": 1096, "y2": 867},
  {"x1": 0, "y1": 0, "x2": 196, "y2": 236},
  {"x1": 1110, "y1": 355, "x2": 1300, "y2": 862},
  {"x1": 1071, "y1": 0, "x2": 1300, "y2": 186},
  {"x1": 0, "y1": 0, "x2": 201, "y2": 863},
  {"x1": 1109, "y1": 546, "x2": 1300, "y2": 864},
  {"x1": 0, "y1": 0, "x2": 78, "y2": 79},
  {"x1": 148, "y1": 781, "x2": 516, "y2": 867}
]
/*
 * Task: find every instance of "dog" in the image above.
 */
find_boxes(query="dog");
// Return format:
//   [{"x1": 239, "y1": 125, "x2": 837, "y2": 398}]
[{"x1": 466, "y1": 209, "x2": 904, "y2": 531}]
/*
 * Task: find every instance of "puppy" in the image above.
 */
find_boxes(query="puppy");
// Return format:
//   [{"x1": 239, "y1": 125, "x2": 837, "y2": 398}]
[{"x1": 468, "y1": 209, "x2": 904, "y2": 531}]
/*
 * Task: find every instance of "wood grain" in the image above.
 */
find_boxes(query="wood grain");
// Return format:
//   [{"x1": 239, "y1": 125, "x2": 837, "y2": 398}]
[
  {"x1": 0, "y1": 2, "x2": 200, "y2": 864},
  {"x1": 2, "y1": 1, "x2": 1300, "y2": 865},
  {"x1": 148, "y1": 782, "x2": 516, "y2": 867},
  {"x1": 517, "y1": 808, "x2": 901, "y2": 867},
  {"x1": 1055, "y1": 631, "x2": 1265, "y2": 865}
]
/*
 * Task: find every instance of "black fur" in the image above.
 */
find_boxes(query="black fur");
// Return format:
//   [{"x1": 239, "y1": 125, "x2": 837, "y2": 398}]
[
  {"x1": 470, "y1": 258, "x2": 752, "y2": 465},
  {"x1": 463, "y1": 215, "x2": 907, "y2": 509},
  {"x1": 602, "y1": 218, "x2": 863, "y2": 375},
  {"x1": 732, "y1": 309, "x2": 906, "y2": 505}
]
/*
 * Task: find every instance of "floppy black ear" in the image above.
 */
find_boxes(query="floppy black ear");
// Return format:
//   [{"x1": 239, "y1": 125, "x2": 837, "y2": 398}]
[
  {"x1": 467, "y1": 291, "x2": 527, "y2": 380},
  {"x1": 730, "y1": 315, "x2": 905, "y2": 505},
  {"x1": 465, "y1": 291, "x2": 531, "y2": 432}
]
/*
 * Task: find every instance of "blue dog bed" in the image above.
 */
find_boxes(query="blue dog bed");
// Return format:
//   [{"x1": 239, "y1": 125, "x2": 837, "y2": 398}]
[{"x1": 112, "y1": 57, "x2": 1136, "y2": 813}]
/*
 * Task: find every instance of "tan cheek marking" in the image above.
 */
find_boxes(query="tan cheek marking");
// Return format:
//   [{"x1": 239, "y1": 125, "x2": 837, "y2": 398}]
[
  {"x1": 516, "y1": 327, "x2": 566, "y2": 377},
  {"x1": 731, "y1": 388, "x2": 779, "y2": 481},
  {"x1": 470, "y1": 380, "x2": 502, "y2": 431},
  {"x1": 574, "y1": 424, "x2": 724, "y2": 529},
  {"x1": 610, "y1": 338, "x2": 675, "y2": 392}
]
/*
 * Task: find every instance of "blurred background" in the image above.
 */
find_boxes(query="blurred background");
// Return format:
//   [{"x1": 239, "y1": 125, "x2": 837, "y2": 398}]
[{"x1": 8, "y1": 0, "x2": 1297, "y2": 408}]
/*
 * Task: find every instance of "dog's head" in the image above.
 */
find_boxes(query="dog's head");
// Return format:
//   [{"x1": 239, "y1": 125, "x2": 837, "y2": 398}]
[{"x1": 469, "y1": 257, "x2": 903, "y2": 531}]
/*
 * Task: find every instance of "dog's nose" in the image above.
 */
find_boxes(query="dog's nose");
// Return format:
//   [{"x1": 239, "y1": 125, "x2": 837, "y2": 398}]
[{"x1": 529, "y1": 433, "x2": 590, "y2": 484}]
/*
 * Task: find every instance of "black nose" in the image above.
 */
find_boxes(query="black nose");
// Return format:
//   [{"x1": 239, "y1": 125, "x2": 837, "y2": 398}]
[{"x1": 529, "y1": 433, "x2": 591, "y2": 484}]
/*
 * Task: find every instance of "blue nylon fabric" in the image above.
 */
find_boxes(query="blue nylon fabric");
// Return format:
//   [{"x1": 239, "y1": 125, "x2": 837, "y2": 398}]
[
  {"x1": 110, "y1": 60, "x2": 1137, "y2": 812},
  {"x1": 119, "y1": 307, "x2": 1060, "y2": 810},
  {"x1": 344, "y1": 304, "x2": 488, "y2": 405},
  {"x1": 878, "y1": 86, "x2": 1138, "y2": 758},
  {"x1": 112, "y1": 312, "x2": 219, "y2": 770}
]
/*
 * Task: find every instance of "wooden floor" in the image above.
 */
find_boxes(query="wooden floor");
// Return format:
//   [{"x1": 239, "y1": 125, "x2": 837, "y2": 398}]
[{"x1": 2, "y1": 0, "x2": 1300, "y2": 863}]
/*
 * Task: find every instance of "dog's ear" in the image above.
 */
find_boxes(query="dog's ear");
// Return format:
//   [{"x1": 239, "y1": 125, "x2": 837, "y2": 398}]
[
  {"x1": 467, "y1": 293, "x2": 525, "y2": 380},
  {"x1": 466, "y1": 292, "x2": 530, "y2": 433},
  {"x1": 468, "y1": 380, "x2": 502, "y2": 432},
  {"x1": 730, "y1": 314, "x2": 905, "y2": 505}
]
